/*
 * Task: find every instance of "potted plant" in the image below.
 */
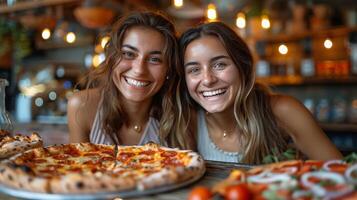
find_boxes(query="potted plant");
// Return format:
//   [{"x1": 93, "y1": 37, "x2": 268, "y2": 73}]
[{"x1": 0, "y1": 18, "x2": 31, "y2": 67}]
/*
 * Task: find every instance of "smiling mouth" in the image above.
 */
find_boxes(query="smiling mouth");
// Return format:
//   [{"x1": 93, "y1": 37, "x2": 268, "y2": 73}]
[
  {"x1": 201, "y1": 88, "x2": 227, "y2": 97},
  {"x1": 124, "y1": 77, "x2": 150, "y2": 87}
]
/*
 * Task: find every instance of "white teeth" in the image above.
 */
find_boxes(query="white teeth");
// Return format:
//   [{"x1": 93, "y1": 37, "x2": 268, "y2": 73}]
[
  {"x1": 202, "y1": 89, "x2": 226, "y2": 97},
  {"x1": 125, "y1": 77, "x2": 150, "y2": 87}
]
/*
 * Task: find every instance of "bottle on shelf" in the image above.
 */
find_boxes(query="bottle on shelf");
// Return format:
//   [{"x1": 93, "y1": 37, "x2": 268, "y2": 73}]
[
  {"x1": 300, "y1": 37, "x2": 315, "y2": 77},
  {"x1": 0, "y1": 78, "x2": 14, "y2": 135},
  {"x1": 349, "y1": 31, "x2": 357, "y2": 75}
]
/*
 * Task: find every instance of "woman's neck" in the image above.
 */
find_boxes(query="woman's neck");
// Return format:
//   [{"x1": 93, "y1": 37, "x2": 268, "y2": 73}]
[
  {"x1": 205, "y1": 108, "x2": 237, "y2": 135},
  {"x1": 123, "y1": 98, "x2": 152, "y2": 126}
]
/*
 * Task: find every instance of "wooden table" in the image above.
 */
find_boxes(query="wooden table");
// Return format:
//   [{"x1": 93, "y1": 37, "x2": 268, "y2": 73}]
[{"x1": 0, "y1": 161, "x2": 251, "y2": 200}]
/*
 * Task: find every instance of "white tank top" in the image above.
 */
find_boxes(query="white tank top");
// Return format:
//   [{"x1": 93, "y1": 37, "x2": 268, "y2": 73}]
[
  {"x1": 197, "y1": 110, "x2": 242, "y2": 162},
  {"x1": 89, "y1": 105, "x2": 160, "y2": 145}
]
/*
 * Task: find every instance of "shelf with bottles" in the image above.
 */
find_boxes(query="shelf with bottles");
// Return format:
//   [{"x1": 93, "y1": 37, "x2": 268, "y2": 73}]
[{"x1": 253, "y1": 25, "x2": 357, "y2": 85}]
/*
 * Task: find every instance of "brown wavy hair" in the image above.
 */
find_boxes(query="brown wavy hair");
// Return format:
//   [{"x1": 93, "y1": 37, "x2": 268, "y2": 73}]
[
  {"x1": 83, "y1": 11, "x2": 179, "y2": 145},
  {"x1": 176, "y1": 22, "x2": 288, "y2": 164}
]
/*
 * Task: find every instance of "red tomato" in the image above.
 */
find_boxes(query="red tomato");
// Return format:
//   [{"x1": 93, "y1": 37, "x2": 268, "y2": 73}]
[
  {"x1": 225, "y1": 184, "x2": 252, "y2": 200},
  {"x1": 187, "y1": 186, "x2": 212, "y2": 200}
]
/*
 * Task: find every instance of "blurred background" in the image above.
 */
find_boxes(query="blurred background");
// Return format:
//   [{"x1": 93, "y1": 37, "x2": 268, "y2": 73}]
[{"x1": 0, "y1": 0, "x2": 356, "y2": 153}]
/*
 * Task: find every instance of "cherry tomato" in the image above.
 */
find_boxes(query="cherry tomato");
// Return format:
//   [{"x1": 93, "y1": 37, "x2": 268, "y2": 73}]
[
  {"x1": 225, "y1": 184, "x2": 252, "y2": 200},
  {"x1": 187, "y1": 186, "x2": 212, "y2": 200}
]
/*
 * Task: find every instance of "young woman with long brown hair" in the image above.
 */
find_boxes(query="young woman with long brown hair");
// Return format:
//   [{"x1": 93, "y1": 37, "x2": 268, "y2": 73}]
[
  {"x1": 67, "y1": 11, "x2": 178, "y2": 145},
  {"x1": 170, "y1": 22, "x2": 342, "y2": 164}
]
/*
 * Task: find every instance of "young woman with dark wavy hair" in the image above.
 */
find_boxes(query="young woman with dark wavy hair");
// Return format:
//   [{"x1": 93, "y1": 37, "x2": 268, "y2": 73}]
[{"x1": 67, "y1": 11, "x2": 179, "y2": 145}]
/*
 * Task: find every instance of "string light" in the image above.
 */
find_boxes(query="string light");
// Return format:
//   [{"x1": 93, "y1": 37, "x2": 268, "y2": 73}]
[
  {"x1": 236, "y1": 12, "x2": 246, "y2": 29},
  {"x1": 101, "y1": 36, "x2": 110, "y2": 49},
  {"x1": 41, "y1": 28, "x2": 51, "y2": 40},
  {"x1": 206, "y1": 3, "x2": 217, "y2": 22},
  {"x1": 261, "y1": 15, "x2": 270, "y2": 29},
  {"x1": 173, "y1": 0, "x2": 183, "y2": 8},
  {"x1": 324, "y1": 38, "x2": 333, "y2": 49},
  {"x1": 65, "y1": 32, "x2": 76, "y2": 43},
  {"x1": 278, "y1": 44, "x2": 288, "y2": 55}
]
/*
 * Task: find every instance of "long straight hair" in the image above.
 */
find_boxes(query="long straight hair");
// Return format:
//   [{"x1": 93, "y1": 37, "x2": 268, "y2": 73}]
[
  {"x1": 83, "y1": 11, "x2": 179, "y2": 144},
  {"x1": 177, "y1": 22, "x2": 288, "y2": 164}
]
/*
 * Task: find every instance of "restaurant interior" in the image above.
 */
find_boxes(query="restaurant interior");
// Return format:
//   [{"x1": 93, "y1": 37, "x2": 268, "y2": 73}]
[{"x1": 0, "y1": 0, "x2": 356, "y2": 154}]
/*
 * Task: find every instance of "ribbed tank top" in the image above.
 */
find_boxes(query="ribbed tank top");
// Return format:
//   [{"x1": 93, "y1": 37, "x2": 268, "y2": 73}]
[
  {"x1": 197, "y1": 110, "x2": 242, "y2": 162},
  {"x1": 89, "y1": 105, "x2": 160, "y2": 145}
]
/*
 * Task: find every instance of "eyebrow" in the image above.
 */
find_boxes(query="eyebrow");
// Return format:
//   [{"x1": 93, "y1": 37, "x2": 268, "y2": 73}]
[
  {"x1": 122, "y1": 44, "x2": 163, "y2": 55},
  {"x1": 184, "y1": 55, "x2": 229, "y2": 68}
]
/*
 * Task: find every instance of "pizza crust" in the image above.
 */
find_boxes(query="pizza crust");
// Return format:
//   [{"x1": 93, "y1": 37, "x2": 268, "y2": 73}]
[
  {"x1": 0, "y1": 132, "x2": 43, "y2": 159},
  {"x1": 0, "y1": 162, "x2": 49, "y2": 193},
  {"x1": 50, "y1": 173, "x2": 136, "y2": 193}
]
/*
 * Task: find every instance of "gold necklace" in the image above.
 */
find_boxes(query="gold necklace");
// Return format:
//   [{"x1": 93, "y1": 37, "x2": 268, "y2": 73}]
[
  {"x1": 222, "y1": 125, "x2": 237, "y2": 138},
  {"x1": 133, "y1": 125, "x2": 142, "y2": 133},
  {"x1": 223, "y1": 130, "x2": 228, "y2": 137}
]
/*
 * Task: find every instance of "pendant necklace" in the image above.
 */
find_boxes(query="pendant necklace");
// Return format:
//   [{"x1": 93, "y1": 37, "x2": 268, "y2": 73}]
[{"x1": 133, "y1": 125, "x2": 142, "y2": 133}]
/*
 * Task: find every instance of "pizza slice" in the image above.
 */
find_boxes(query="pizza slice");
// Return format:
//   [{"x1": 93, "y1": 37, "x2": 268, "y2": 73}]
[{"x1": 0, "y1": 132, "x2": 43, "y2": 159}]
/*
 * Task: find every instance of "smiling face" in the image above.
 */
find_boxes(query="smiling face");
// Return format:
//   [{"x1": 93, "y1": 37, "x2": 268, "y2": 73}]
[
  {"x1": 184, "y1": 35, "x2": 240, "y2": 113},
  {"x1": 113, "y1": 26, "x2": 167, "y2": 103}
]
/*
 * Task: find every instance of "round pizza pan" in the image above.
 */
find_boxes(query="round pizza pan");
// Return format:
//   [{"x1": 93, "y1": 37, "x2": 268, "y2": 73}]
[{"x1": 0, "y1": 168, "x2": 205, "y2": 200}]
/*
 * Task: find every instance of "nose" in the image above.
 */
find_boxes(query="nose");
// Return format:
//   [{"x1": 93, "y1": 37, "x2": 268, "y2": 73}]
[
  {"x1": 132, "y1": 57, "x2": 147, "y2": 75},
  {"x1": 202, "y1": 69, "x2": 217, "y2": 86}
]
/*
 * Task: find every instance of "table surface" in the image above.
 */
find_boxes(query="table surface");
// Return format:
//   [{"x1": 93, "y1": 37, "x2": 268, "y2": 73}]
[{"x1": 0, "y1": 161, "x2": 251, "y2": 200}]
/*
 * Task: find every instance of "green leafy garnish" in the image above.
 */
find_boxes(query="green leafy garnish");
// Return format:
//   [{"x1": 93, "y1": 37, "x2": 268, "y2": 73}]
[
  {"x1": 343, "y1": 152, "x2": 357, "y2": 164},
  {"x1": 263, "y1": 148, "x2": 299, "y2": 164}
]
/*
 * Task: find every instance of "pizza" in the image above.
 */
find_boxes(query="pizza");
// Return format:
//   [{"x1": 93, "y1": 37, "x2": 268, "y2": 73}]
[
  {"x1": 189, "y1": 160, "x2": 357, "y2": 200},
  {"x1": 0, "y1": 142, "x2": 205, "y2": 194},
  {"x1": 0, "y1": 129, "x2": 10, "y2": 139},
  {"x1": 0, "y1": 132, "x2": 43, "y2": 159}
]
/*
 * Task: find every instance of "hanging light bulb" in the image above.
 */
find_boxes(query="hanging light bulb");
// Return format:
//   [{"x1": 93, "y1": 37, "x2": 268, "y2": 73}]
[
  {"x1": 261, "y1": 15, "x2": 270, "y2": 29},
  {"x1": 206, "y1": 3, "x2": 217, "y2": 22},
  {"x1": 101, "y1": 36, "x2": 110, "y2": 49},
  {"x1": 92, "y1": 53, "x2": 105, "y2": 68},
  {"x1": 173, "y1": 0, "x2": 183, "y2": 8},
  {"x1": 279, "y1": 44, "x2": 288, "y2": 55},
  {"x1": 236, "y1": 12, "x2": 246, "y2": 29},
  {"x1": 65, "y1": 32, "x2": 76, "y2": 43},
  {"x1": 41, "y1": 28, "x2": 51, "y2": 40},
  {"x1": 324, "y1": 38, "x2": 333, "y2": 49}
]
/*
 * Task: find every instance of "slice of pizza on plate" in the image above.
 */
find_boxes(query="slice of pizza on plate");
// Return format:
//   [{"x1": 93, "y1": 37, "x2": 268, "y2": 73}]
[{"x1": 0, "y1": 132, "x2": 43, "y2": 159}]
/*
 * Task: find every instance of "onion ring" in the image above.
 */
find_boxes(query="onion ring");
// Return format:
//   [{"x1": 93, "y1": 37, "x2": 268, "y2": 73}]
[
  {"x1": 345, "y1": 163, "x2": 357, "y2": 185},
  {"x1": 248, "y1": 172, "x2": 292, "y2": 184},
  {"x1": 323, "y1": 160, "x2": 346, "y2": 172},
  {"x1": 301, "y1": 171, "x2": 353, "y2": 198}
]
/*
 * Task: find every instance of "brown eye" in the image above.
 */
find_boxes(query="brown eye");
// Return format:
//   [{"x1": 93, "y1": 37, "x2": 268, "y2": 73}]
[
  {"x1": 148, "y1": 57, "x2": 162, "y2": 64},
  {"x1": 186, "y1": 66, "x2": 200, "y2": 75},
  {"x1": 122, "y1": 51, "x2": 135, "y2": 59}
]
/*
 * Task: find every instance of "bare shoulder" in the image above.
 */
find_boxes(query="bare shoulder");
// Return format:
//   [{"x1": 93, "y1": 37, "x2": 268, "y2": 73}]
[
  {"x1": 67, "y1": 88, "x2": 102, "y2": 142},
  {"x1": 67, "y1": 88, "x2": 102, "y2": 121},
  {"x1": 270, "y1": 94, "x2": 307, "y2": 118},
  {"x1": 67, "y1": 88, "x2": 101, "y2": 110},
  {"x1": 269, "y1": 93, "x2": 314, "y2": 138}
]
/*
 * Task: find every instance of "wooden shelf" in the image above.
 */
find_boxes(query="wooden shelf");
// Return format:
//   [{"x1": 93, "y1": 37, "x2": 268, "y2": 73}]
[
  {"x1": 257, "y1": 76, "x2": 357, "y2": 86},
  {"x1": 248, "y1": 26, "x2": 357, "y2": 43},
  {"x1": 0, "y1": 0, "x2": 80, "y2": 14},
  {"x1": 321, "y1": 123, "x2": 357, "y2": 133}
]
